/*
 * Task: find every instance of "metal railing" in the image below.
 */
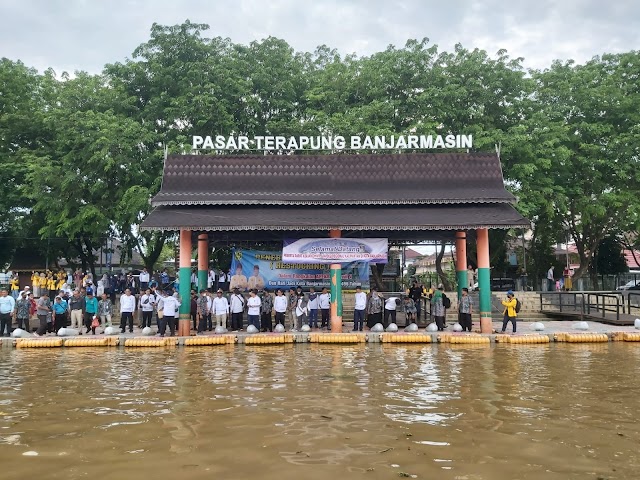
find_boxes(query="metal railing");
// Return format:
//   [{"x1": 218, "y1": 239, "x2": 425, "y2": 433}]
[
  {"x1": 627, "y1": 292, "x2": 640, "y2": 315},
  {"x1": 586, "y1": 293, "x2": 624, "y2": 321},
  {"x1": 539, "y1": 291, "x2": 586, "y2": 320}
]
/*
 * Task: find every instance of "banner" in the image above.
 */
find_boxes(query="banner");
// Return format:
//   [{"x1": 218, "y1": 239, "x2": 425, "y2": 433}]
[
  {"x1": 229, "y1": 249, "x2": 370, "y2": 290},
  {"x1": 282, "y1": 238, "x2": 388, "y2": 264}
]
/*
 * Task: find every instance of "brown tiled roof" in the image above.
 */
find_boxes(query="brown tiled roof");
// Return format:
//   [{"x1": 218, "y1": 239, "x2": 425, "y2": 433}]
[
  {"x1": 152, "y1": 153, "x2": 515, "y2": 206},
  {"x1": 140, "y1": 204, "x2": 530, "y2": 232}
]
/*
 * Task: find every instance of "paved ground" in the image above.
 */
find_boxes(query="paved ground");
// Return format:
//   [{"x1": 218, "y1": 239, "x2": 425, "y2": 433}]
[{"x1": 12, "y1": 318, "x2": 639, "y2": 339}]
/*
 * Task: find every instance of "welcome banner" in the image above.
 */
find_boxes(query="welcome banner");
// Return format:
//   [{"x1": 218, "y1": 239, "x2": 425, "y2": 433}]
[
  {"x1": 282, "y1": 238, "x2": 388, "y2": 264},
  {"x1": 229, "y1": 249, "x2": 370, "y2": 290}
]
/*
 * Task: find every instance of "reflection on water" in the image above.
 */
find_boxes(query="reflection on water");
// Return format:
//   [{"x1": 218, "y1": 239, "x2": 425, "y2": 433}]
[{"x1": 1, "y1": 344, "x2": 639, "y2": 479}]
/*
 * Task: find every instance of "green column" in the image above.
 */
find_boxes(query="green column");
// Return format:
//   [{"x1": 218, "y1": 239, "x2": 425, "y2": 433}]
[
  {"x1": 477, "y1": 267, "x2": 491, "y2": 317},
  {"x1": 198, "y1": 270, "x2": 207, "y2": 292},
  {"x1": 179, "y1": 267, "x2": 191, "y2": 316},
  {"x1": 330, "y1": 265, "x2": 343, "y2": 317},
  {"x1": 456, "y1": 270, "x2": 468, "y2": 299}
]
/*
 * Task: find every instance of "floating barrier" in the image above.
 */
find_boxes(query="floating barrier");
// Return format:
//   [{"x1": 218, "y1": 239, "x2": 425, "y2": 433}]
[
  {"x1": 309, "y1": 333, "x2": 365, "y2": 344},
  {"x1": 245, "y1": 334, "x2": 295, "y2": 345},
  {"x1": 623, "y1": 332, "x2": 640, "y2": 342},
  {"x1": 124, "y1": 338, "x2": 176, "y2": 347},
  {"x1": 64, "y1": 338, "x2": 109, "y2": 347},
  {"x1": 563, "y1": 333, "x2": 608, "y2": 343},
  {"x1": 381, "y1": 333, "x2": 431, "y2": 343},
  {"x1": 439, "y1": 334, "x2": 490, "y2": 344},
  {"x1": 505, "y1": 335, "x2": 550, "y2": 344},
  {"x1": 184, "y1": 336, "x2": 234, "y2": 346},
  {"x1": 16, "y1": 338, "x2": 63, "y2": 348}
]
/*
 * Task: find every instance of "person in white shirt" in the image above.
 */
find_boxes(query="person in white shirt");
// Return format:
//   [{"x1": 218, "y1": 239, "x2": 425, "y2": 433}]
[
  {"x1": 204, "y1": 291, "x2": 213, "y2": 330},
  {"x1": 295, "y1": 294, "x2": 308, "y2": 330},
  {"x1": 139, "y1": 288, "x2": 156, "y2": 329},
  {"x1": 547, "y1": 266, "x2": 555, "y2": 291},
  {"x1": 208, "y1": 269, "x2": 217, "y2": 291},
  {"x1": 229, "y1": 288, "x2": 245, "y2": 331},
  {"x1": 384, "y1": 296, "x2": 400, "y2": 327},
  {"x1": 307, "y1": 287, "x2": 319, "y2": 328},
  {"x1": 139, "y1": 268, "x2": 150, "y2": 291},
  {"x1": 119, "y1": 288, "x2": 136, "y2": 333},
  {"x1": 159, "y1": 290, "x2": 180, "y2": 337},
  {"x1": 273, "y1": 289, "x2": 287, "y2": 327},
  {"x1": 353, "y1": 286, "x2": 367, "y2": 332},
  {"x1": 318, "y1": 288, "x2": 331, "y2": 329},
  {"x1": 212, "y1": 289, "x2": 229, "y2": 329},
  {"x1": 191, "y1": 271, "x2": 198, "y2": 290},
  {"x1": 246, "y1": 289, "x2": 261, "y2": 330}
]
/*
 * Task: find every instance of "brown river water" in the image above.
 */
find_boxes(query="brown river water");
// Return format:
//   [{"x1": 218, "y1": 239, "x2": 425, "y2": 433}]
[{"x1": 0, "y1": 343, "x2": 639, "y2": 480}]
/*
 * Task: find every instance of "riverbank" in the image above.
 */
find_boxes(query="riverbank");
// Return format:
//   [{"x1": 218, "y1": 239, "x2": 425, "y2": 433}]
[{"x1": 2, "y1": 320, "x2": 639, "y2": 349}]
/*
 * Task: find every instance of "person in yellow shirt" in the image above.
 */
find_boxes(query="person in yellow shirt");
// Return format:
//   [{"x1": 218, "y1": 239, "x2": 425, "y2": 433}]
[
  {"x1": 10, "y1": 276, "x2": 19, "y2": 299},
  {"x1": 48, "y1": 276, "x2": 56, "y2": 295},
  {"x1": 39, "y1": 273, "x2": 47, "y2": 296},
  {"x1": 501, "y1": 290, "x2": 518, "y2": 334},
  {"x1": 32, "y1": 273, "x2": 40, "y2": 297}
]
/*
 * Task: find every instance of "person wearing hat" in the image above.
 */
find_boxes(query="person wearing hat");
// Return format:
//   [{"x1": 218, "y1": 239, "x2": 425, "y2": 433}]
[
  {"x1": 501, "y1": 290, "x2": 518, "y2": 334},
  {"x1": 211, "y1": 288, "x2": 229, "y2": 330},
  {"x1": 15, "y1": 291, "x2": 31, "y2": 332},
  {"x1": 83, "y1": 287, "x2": 99, "y2": 334}
]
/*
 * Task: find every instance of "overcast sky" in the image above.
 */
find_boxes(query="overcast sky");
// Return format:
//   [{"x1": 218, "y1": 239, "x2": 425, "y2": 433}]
[{"x1": 2, "y1": 0, "x2": 639, "y2": 74}]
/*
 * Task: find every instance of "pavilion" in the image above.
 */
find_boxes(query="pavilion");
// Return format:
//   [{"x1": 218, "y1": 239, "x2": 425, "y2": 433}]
[{"x1": 141, "y1": 152, "x2": 530, "y2": 335}]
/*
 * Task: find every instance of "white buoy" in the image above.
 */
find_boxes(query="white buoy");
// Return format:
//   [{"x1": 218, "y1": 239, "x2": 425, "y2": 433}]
[
  {"x1": 246, "y1": 325, "x2": 258, "y2": 334},
  {"x1": 56, "y1": 328, "x2": 79, "y2": 337},
  {"x1": 301, "y1": 324, "x2": 311, "y2": 332},
  {"x1": 214, "y1": 326, "x2": 228, "y2": 334},
  {"x1": 274, "y1": 324, "x2": 285, "y2": 333},
  {"x1": 531, "y1": 322, "x2": 545, "y2": 331},
  {"x1": 453, "y1": 323, "x2": 463, "y2": 332},
  {"x1": 574, "y1": 321, "x2": 589, "y2": 331},
  {"x1": 371, "y1": 323, "x2": 384, "y2": 332},
  {"x1": 141, "y1": 327, "x2": 153, "y2": 336},
  {"x1": 385, "y1": 323, "x2": 398, "y2": 332},
  {"x1": 104, "y1": 326, "x2": 120, "y2": 336},
  {"x1": 404, "y1": 323, "x2": 418, "y2": 332},
  {"x1": 426, "y1": 323, "x2": 438, "y2": 332},
  {"x1": 11, "y1": 328, "x2": 32, "y2": 338},
  {"x1": 635, "y1": 318, "x2": 640, "y2": 330}
]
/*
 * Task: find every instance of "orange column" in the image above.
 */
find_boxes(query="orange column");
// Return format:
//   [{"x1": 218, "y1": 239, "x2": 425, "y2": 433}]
[
  {"x1": 197, "y1": 233, "x2": 208, "y2": 292},
  {"x1": 476, "y1": 228, "x2": 492, "y2": 333},
  {"x1": 329, "y1": 229, "x2": 343, "y2": 333},
  {"x1": 178, "y1": 230, "x2": 192, "y2": 336}
]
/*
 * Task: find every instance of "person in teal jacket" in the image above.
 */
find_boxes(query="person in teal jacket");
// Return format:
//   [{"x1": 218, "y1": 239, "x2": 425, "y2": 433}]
[{"x1": 83, "y1": 288, "x2": 100, "y2": 334}]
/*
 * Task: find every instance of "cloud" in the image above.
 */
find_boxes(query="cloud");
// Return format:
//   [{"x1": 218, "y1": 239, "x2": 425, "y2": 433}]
[{"x1": 1, "y1": 0, "x2": 639, "y2": 74}]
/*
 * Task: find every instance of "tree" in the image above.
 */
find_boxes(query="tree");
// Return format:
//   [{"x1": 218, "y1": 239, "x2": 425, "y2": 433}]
[
  {"x1": 25, "y1": 73, "x2": 153, "y2": 276},
  {"x1": 503, "y1": 53, "x2": 640, "y2": 283},
  {"x1": 595, "y1": 236, "x2": 628, "y2": 275}
]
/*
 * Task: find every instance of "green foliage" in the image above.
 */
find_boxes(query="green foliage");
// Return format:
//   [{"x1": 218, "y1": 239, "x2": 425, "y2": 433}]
[
  {"x1": 595, "y1": 236, "x2": 628, "y2": 275},
  {"x1": 1, "y1": 23, "x2": 639, "y2": 283}
]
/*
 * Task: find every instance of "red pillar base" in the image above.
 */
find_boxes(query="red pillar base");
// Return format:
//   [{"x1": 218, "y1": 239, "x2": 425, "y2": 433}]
[
  {"x1": 480, "y1": 317, "x2": 493, "y2": 334},
  {"x1": 178, "y1": 315, "x2": 191, "y2": 336}
]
